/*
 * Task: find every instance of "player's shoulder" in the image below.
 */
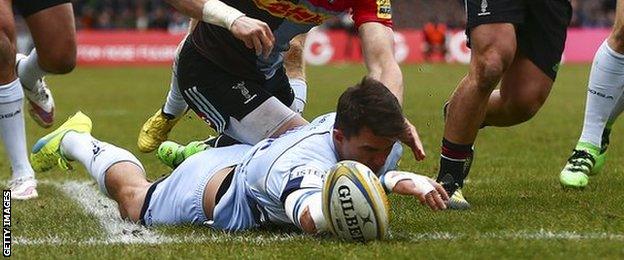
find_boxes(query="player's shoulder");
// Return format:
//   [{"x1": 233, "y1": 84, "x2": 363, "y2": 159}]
[{"x1": 307, "y1": 112, "x2": 336, "y2": 130}]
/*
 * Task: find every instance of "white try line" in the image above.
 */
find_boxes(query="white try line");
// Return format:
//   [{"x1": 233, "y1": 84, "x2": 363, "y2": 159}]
[
  {"x1": 53, "y1": 181, "x2": 167, "y2": 244},
  {"x1": 13, "y1": 181, "x2": 624, "y2": 246},
  {"x1": 14, "y1": 233, "x2": 306, "y2": 246},
  {"x1": 15, "y1": 229, "x2": 624, "y2": 246}
]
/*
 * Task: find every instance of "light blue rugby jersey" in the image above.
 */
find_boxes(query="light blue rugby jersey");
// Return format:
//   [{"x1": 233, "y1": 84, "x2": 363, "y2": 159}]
[
  {"x1": 211, "y1": 112, "x2": 402, "y2": 231},
  {"x1": 212, "y1": 112, "x2": 339, "y2": 231}
]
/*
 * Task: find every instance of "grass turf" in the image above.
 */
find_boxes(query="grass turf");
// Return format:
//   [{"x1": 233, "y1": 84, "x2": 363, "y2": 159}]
[{"x1": 3, "y1": 63, "x2": 624, "y2": 258}]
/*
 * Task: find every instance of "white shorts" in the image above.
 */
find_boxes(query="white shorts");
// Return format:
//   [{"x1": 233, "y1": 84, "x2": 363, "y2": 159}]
[{"x1": 140, "y1": 144, "x2": 252, "y2": 226}]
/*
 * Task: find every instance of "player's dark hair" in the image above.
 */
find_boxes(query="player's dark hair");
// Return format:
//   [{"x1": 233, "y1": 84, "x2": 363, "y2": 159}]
[{"x1": 335, "y1": 77, "x2": 405, "y2": 139}]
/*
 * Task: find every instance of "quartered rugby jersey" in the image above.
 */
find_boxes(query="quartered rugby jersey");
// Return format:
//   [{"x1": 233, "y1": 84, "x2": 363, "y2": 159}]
[{"x1": 191, "y1": 0, "x2": 393, "y2": 81}]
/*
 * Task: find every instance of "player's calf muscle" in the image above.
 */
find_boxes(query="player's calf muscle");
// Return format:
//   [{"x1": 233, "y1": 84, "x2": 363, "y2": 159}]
[
  {"x1": 0, "y1": 35, "x2": 15, "y2": 82},
  {"x1": 38, "y1": 48, "x2": 76, "y2": 74}
]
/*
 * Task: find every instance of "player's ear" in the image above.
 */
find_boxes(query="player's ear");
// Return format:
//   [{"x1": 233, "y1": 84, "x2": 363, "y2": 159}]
[{"x1": 333, "y1": 129, "x2": 345, "y2": 145}]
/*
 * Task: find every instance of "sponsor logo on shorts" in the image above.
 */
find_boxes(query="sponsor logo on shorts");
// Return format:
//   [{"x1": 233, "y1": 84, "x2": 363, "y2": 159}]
[
  {"x1": 252, "y1": 0, "x2": 331, "y2": 24},
  {"x1": 376, "y1": 0, "x2": 392, "y2": 19},
  {"x1": 232, "y1": 82, "x2": 258, "y2": 105},
  {"x1": 478, "y1": 0, "x2": 491, "y2": 16}
]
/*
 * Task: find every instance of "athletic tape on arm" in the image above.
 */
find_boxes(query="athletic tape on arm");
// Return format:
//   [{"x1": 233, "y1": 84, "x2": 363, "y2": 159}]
[
  {"x1": 381, "y1": 170, "x2": 434, "y2": 195},
  {"x1": 202, "y1": 0, "x2": 245, "y2": 29}
]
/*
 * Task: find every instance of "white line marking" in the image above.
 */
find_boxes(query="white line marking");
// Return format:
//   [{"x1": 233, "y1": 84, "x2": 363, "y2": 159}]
[
  {"x1": 14, "y1": 233, "x2": 306, "y2": 246},
  {"x1": 15, "y1": 181, "x2": 624, "y2": 246},
  {"x1": 15, "y1": 230, "x2": 624, "y2": 246},
  {"x1": 53, "y1": 181, "x2": 168, "y2": 244}
]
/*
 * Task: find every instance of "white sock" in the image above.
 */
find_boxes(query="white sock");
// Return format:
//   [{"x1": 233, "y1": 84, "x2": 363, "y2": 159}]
[
  {"x1": 579, "y1": 41, "x2": 624, "y2": 147},
  {"x1": 0, "y1": 79, "x2": 34, "y2": 179},
  {"x1": 607, "y1": 89, "x2": 624, "y2": 124},
  {"x1": 60, "y1": 131, "x2": 145, "y2": 197},
  {"x1": 289, "y1": 78, "x2": 307, "y2": 114},
  {"x1": 162, "y1": 72, "x2": 187, "y2": 117},
  {"x1": 17, "y1": 48, "x2": 47, "y2": 91}
]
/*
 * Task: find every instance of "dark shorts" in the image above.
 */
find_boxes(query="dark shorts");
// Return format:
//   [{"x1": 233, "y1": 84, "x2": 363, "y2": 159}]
[
  {"x1": 465, "y1": 0, "x2": 572, "y2": 80},
  {"x1": 176, "y1": 38, "x2": 295, "y2": 140},
  {"x1": 14, "y1": 0, "x2": 70, "y2": 17}
]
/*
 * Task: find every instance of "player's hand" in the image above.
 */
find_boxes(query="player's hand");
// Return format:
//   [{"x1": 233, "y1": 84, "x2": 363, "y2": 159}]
[
  {"x1": 230, "y1": 16, "x2": 275, "y2": 58},
  {"x1": 393, "y1": 176, "x2": 448, "y2": 211},
  {"x1": 400, "y1": 118, "x2": 426, "y2": 161}
]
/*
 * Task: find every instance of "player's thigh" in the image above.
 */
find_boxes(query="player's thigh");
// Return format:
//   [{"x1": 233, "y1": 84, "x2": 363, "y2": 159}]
[
  {"x1": 465, "y1": 0, "x2": 521, "y2": 80},
  {"x1": 22, "y1": 2, "x2": 76, "y2": 73},
  {"x1": 499, "y1": 52, "x2": 553, "y2": 114},
  {"x1": 176, "y1": 40, "x2": 297, "y2": 144},
  {"x1": 516, "y1": 0, "x2": 571, "y2": 81},
  {"x1": 143, "y1": 145, "x2": 251, "y2": 226},
  {"x1": 0, "y1": 0, "x2": 15, "y2": 82}
]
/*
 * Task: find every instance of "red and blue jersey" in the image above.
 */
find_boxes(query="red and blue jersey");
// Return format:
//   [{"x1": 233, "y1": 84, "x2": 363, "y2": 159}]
[{"x1": 190, "y1": 0, "x2": 393, "y2": 81}]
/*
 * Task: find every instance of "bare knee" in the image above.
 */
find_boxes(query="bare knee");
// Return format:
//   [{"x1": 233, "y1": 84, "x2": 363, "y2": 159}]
[
  {"x1": 608, "y1": 29, "x2": 624, "y2": 54},
  {"x1": 0, "y1": 25, "x2": 16, "y2": 81},
  {"x1": 469, "y1": 49, "x2": 512, "y2": 93}
]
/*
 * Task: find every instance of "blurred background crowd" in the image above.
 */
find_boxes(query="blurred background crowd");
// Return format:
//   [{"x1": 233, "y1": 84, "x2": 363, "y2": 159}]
[{"x1": 12, "y1": 0, "x2": 619, "y2": 33}]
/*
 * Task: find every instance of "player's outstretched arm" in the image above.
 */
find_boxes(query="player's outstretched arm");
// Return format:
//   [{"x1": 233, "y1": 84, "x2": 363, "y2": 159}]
[
  {"x1": 381, "y1": 171, "x2": 449, "y2": 211},
  {"x1": 165, "y1": 0, "x2": 275, "y2": 57},
  {"x1": 359, "y1": 22, "x2": 403, "y2": 104},
  {"x1": 359, "y1": 23, "x2": 426, "y2": 161}
]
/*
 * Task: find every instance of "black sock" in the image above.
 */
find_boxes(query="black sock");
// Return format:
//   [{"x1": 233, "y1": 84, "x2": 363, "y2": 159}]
[
  {"x1": 204, "y1": 134, "x2": 241, "y2": 148},
  {"x1": 160, "y1": 105, "x2": 176, "y2": 120},
  {"x1": 437, "y1": 138, "x2": 474, "y2": 195}
]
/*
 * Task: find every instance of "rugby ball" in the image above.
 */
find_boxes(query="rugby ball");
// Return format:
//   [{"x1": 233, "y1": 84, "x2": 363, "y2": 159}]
[{"x1": 322, "y1": 160, "x2": 390, "y2": 242}]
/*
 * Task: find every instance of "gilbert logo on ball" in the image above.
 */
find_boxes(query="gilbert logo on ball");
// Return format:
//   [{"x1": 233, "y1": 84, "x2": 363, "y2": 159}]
[{"x1": 322, "y1": 160, "x2": 390, "y2": 242}]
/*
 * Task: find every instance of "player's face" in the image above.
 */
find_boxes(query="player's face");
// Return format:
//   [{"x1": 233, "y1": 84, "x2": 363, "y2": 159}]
[{"x1": 333, "y1": 127, "x2": 396, "y2": 173}]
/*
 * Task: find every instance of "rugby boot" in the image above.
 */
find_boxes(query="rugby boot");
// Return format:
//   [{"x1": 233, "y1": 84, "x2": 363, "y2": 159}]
[
  {"x1": 30, "y1": 111, "x2": 92, "y2": 172},
  {"x1": 138, "y1": 109, "x2": 181, "y2": 153},
  {"x1": 559, "y1": 143, "x2": 600, "y2": 189},
  {"x1": 17, "y1": 53, "x2": 55, "y2": 128},
  {"x1": 157, "y1": 140, "x2": 210, "y2": 169}
]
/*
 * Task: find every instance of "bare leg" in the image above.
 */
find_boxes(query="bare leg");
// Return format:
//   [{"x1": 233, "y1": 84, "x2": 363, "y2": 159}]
[
  {"x1": 0, "y1": 0, "x2": 16, "y2": 84},
  {"x1": 437, "y1": 23, "x2": 516, "y2": 197},
  {"x1": 444, "y1": 24, "x2": 517, "y2": 144},
  {"x1": 60, "y1": 131, "x2": 150, "y2": 221},
  {"x1": 104, "y1": 163, "x2": 151, "y2": 221},
  {"x1": 0, "y1": 0, "x2": 38, "y2": 200},
  {"x1": 24, "y1": 3, "x2": 76, "y2": 74},
  {"x1": 285, "y1": 34, "x2": 308, "y2": 114},
  {"x1": 484, "y1": 53, "x2": 553, "y2": 126}
]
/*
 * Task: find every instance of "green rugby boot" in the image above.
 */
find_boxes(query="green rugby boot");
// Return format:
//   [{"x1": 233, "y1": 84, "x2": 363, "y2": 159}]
[
  {"x1": 157, "y1": 140, "x2": 210, "y2": 169},
  {"x1": 593, "y1": 126, "x2": 611, "y2": 174},
  {"x1": 30, "y1": 111, "x2": 92, "y2": 172},
  {"x1": 559, "y1": 142, "x2": 600, "y2": 189}
]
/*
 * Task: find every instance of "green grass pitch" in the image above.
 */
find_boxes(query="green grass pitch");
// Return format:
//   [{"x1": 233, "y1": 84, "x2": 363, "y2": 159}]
[{"x1": 2, "y1": 64, "x2": 623, "y2": 258}]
